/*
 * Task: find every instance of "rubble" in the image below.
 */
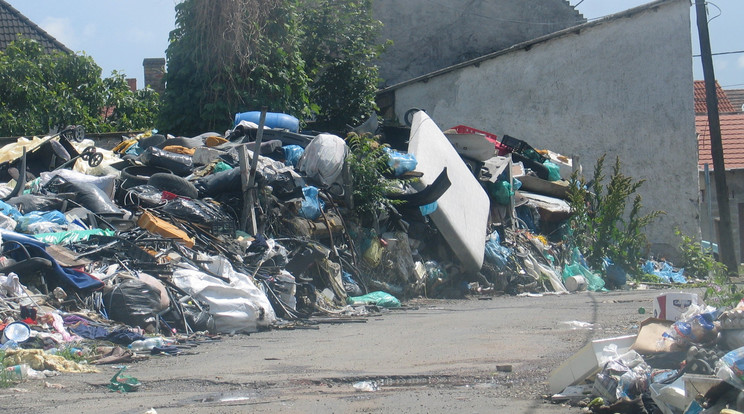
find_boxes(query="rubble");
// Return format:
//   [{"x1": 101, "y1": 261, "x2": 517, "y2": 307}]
[{"x1": 0, "y1": 108, "x2": 716, "y2": 409}]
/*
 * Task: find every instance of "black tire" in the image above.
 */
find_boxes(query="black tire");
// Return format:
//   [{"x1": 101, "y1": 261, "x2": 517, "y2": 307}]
[
  {"x1": 147, "y1": 173, "x2": 199, "y2": 199},
  {"x1": 138, "y1": 134, "x2": 166, "y2": 150},
  {"x1": 120, "y1": 165, "x2": 172, "y2": 189}
]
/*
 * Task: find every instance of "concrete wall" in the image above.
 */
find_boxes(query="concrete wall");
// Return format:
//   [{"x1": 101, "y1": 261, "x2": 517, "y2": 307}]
[
  {"x1": 373, "y1": 0, "x2": 584, "y2": 87},
  {"x1": 385, "y1": 0, "x2": 698, "y2": 259},
  {"x1": 699, "y1": 169, "x2": 744, "y2": 263}
]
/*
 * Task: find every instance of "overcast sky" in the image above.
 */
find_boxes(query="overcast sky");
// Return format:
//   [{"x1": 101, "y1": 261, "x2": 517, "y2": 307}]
[{"x1": 8, "y1": 0, "x2": 744, "y2": 89}]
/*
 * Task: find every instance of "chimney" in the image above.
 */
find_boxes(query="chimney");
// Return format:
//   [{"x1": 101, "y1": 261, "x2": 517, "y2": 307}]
[
  {"x1": 143, "y1": 58, "x2": 166, "y2": 95},
  {"x1": 126, "y1": 78, "x2": 137, "y2": 92}
]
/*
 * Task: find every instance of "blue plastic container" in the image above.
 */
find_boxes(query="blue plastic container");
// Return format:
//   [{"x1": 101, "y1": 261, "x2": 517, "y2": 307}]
[{"x1": 234, "y1": 111, "x2": 300, "y2": 133}]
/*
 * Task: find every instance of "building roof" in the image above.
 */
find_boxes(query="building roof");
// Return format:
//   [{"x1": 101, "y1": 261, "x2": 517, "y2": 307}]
[
  {"x1": 725, "y1": 89, "x2": 744, "y2": 113},
  {"x1": 697, "y1": 113, "x2": 744, "y2": 170},
  {"x1": 0, "y1": 0, "x2": 71, "y2": 54},
  {"x1": 694, "y1": 80, "x2": 736, "y2": 114}
]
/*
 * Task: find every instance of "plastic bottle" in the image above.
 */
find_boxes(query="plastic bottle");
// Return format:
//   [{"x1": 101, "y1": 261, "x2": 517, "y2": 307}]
[
  {"x1": 128, "y1": 337, "x2": 165, "y2": 352},
  {"x1": 4, "y1": 364, "x2": 46, "y2": 380}
]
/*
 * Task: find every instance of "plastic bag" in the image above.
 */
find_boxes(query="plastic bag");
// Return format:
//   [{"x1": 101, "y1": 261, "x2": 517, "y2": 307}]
[
  {"x1": 383, "y1": 147, "x2": 417, "y2": 176},
  {"x1": 140, "y1": 146, "x2": 194, "y2": 176},
  {"x1": 297, "y1": 133, "x2": 348, "y2": 187},
  {"x1": 103, "y1": 278, "x2": 167, "y2": 329},
  {"x1": 57, "y1": 180, "x2": 123, "y2": 215},
  {"x1": 283, "y1": 145, "x2": 304, "y2": 167},
  {"x1": 642, "y1": 260, "x2": 686, "y2": 284},
  {"x1": 662, "y1": 312, "x2": 719, "y2": 348},
  {"x1": 0, "y1": 212, "x2": 18, "y2": 231},
  {"x1": 489, "y1": 180, "x2": 513, "y2": 205},
  {"x1": 298, "y1": 186, "x2": 324, "y2": 220},
  {"x1": 563, "y1": 248, "x2": 605, "y2": 291},
  {"x1": 347, "y1": 291, "x2": 401, "y2": 308},
  {"x1": 193, "y1": 168, "x2": 243, "y2": 198},
  {"x1": 40, "y1": 170, "x2": 116, "y2": 199},
  {"x1": 484, "y1": 231, "x2": 512, "y2": 269},
  {"x1": 543, "y1": 160, "x2": 561, "y2": 181},
  {"x1": 0, "y1": 200, "x2": 22, "y2": 219},
  {"x1": 16, "y1": 210, "x2": 68, "y2": 233},
  {"x1": 33, "y1": 229, "x2": 115, "y2": 245},
  {"x1": 717, "y1": 346, "x2": 744, "y2": 390},
  {"x1": 419, "y1": 201, "x2": 438, "y2": 216}
]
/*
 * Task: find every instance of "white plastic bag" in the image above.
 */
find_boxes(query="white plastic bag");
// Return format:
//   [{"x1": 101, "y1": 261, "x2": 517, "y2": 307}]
[{"x1": 297, "y1": 133, "x2": 348, "y2": 187}]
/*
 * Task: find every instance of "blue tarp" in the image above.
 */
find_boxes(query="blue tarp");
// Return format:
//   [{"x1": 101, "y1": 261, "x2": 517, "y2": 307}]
[{"x1": 0, "y1": 229, "x2": 103, "y2": 290}]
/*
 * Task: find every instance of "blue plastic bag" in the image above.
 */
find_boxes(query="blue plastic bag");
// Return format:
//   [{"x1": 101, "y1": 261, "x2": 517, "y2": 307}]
[
  {"x1": 0, "y1": 200, "x2": 22, "y2": 219},
  {"x1": 484, "y1": 231, "x2": 513, "y2": 269},
  {"x1": 298, "y1": 186, "x2": 325, "y2": 220},
  {"x1": 283, "y1": 145, "x2": 304, "y2": 167},
  {"x1": 642, "y1": 260, "x2": 686, "y2": 284},
  {"x1": 16, "y1": 210, "x2": 68, "y2": 232},
  {"x1": 383, "y1": 147, "x2": 417, "y2": 176},
  {"x1": 347, "y1": 291, "x2": 401, "y2": 308},
  {"x1": 419, "y1": 201, "x2": 438, "y2": 216}
]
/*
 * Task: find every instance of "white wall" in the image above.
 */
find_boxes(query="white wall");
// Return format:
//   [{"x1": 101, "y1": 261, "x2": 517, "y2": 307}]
[{"x1": 389, "y1": 0, "x2": 698, "y2": 259}]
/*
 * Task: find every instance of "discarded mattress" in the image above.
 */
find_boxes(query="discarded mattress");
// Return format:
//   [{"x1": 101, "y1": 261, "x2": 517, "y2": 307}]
[{"x1": 407, "y1": 111, "x2": 489, "y2": 272}]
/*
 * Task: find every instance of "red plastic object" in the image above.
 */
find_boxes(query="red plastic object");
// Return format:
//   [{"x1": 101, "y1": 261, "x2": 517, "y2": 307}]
[{"x1": 449, "y1": 125, "x2": 510, "y2": 155}]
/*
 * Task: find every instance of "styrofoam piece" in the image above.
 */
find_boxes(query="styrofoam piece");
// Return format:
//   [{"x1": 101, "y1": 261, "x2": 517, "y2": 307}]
[
  {"x1": 548, "y1": 334, "x2": 637, "y2": 394},
  {"x1": 408, "y1": 111, "x2": 489, "y2": 272}
]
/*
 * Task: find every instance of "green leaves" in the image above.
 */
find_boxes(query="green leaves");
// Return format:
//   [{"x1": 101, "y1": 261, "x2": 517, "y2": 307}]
[
  {"x1": 158, "y1": 0, "x2": 385, "y2": 136},
  {"x1": 0, "y1": 38, "x2": 159, "y2": 136},
  {"x1": 567, "y1": 155, "x2": 665, "y2": 278}
]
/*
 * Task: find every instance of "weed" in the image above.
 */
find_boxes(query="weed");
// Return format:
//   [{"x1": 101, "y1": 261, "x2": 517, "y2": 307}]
[{"x1": 567, "y1": 155, "x2": 664, "y2": 278}]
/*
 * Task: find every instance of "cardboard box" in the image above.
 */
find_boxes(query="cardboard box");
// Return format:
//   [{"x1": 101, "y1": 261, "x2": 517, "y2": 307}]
[
  {"x1": 548, "y1": 334, "x2": 637, "y2": 394},
  {"x1": 631, "y1": 318, "x2": 674, "y2": 354},
  {"x1": 653, "y1": 293, "x2": 699, "y2": 321}
]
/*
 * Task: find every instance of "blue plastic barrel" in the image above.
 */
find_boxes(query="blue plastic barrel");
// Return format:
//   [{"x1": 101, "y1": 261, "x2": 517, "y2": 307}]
[{"x1": 234, "y1": 111, "x2": 300, "y2": 133}]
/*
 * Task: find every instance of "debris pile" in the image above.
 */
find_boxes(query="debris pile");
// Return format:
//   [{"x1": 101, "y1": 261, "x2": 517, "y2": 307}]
[
  {"x1": 550, "y1": 292, "x2": 744, "y2": 413},
  {"x1": 0, "y1": 109, "x2": 689, "y2": 388}
]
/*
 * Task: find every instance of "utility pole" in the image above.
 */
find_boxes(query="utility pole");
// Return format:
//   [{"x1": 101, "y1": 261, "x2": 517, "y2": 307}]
[{"x1": 695, "y1": 0, "x2": 738, "y2": 275}]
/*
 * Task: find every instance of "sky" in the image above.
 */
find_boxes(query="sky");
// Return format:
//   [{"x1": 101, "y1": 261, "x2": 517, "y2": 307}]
[{"x1": 7, "y1": 0, "x2": 744, "y2": 89}]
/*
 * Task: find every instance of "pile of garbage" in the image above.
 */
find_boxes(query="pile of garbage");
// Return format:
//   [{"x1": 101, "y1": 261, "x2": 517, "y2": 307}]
[
  {"x1": 0, "y1": 108, "x2": 681, "y2": 384},
  {"x1": 550, "y1": 292, "x2": 744, "y2": 414}
]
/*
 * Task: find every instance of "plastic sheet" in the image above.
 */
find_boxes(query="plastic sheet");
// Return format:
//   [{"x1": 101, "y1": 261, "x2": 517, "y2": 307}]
[
  {"x1": 563, "y1": 248, "x2": 606, "y2": 291},
  {"x1": 484, "y1": 231, "x2": 512, "y2": 269},
  {"x1": 103, "y1": 277, "x2": 167, "y2": 329},
  {"x1": 543, "y1": 160, "x2": 561, "y2": 181},
  {"x1": 33, "y1": 228, "x2": 115, "y2": 245},
  {"x1": 642, "y1": 260, "x2": 686, "y2": 284},
  {"x1": 297, "y1": 133, "x2": 348, "y2": 187},
  {"x1": 347, "y1": 291, "x2": 401, "y2": 308},
  {"x1": 171, "y1": 256, "x2": 276, "y2": 333},
  {"x1": 383, "y1": 147, "x2": 417, "y2": 176},
  {"x1": 16, "y1": 210, "x2": 68, "y2": 233},
  {"x1": 41, "y1": 170, "x2": 117, "y2": 199}
]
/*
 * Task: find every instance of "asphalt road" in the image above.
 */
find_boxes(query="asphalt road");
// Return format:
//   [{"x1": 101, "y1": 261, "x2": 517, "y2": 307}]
[{"x1": 1, "y1": 287, "x2": 691, "y2": 414}]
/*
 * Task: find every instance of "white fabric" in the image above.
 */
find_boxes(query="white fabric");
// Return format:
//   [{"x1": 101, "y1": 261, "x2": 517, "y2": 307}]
[
  {"x1": 171, "y1": 256, "x2": 276, "y2": 333},
  {"x1": 297, "y1": 133, "x2": 348, "y2": 187}
]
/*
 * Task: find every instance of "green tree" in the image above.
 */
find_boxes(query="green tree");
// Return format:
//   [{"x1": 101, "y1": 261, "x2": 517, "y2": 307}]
[
  {"x1": 159, "y1": 0, "x2": 385, "y2": 136},
  {"x1": 0, "y1": 38, "x2": 159, "y2": 136},
  {"x1": 299, "y1": 0, "x2": 387, "y2": 131},
  {"x1": 567, "y1": 155, "x2": 664, "y2": 277}
]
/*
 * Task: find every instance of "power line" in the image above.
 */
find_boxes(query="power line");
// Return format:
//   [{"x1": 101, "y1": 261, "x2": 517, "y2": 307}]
[{"x1": 693, "y1": 50, "x2": 744, "y2": 57}]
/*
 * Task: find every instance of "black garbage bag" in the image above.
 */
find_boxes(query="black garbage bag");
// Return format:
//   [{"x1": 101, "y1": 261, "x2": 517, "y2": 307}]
[
  {"x1": 266, "y1": 170, "x2": 303, "y2": 200},
  {"x1": 140, "y1": 147, "x2": 194, "y2": 176},
  {"x1": 160, "y1": 197, "x2": 236, "y2": 235},
  {"x1": 57, "y1": 180, "x2": 122, "y2": 215},
  {"x1": 193, "y1": 168, "x2": 243, "y2": 198},
  {"x1": 103, "y1": 278, "x2": 166, "y2": 329},
  {"x1": 6, "y1": 194, "x2": 67, "y2": 213}
]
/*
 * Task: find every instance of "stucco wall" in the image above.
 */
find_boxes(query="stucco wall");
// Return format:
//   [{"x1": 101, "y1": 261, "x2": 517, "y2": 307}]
[
  {"x1": 700, "y1": 169, "x2": 744, "y2": 263},
  {"x1": 388, "y1": 0, "x2": 698, "y2": 259},
  {"x1": 373, "y1": 0, "x2": 584, "y2": 87}
]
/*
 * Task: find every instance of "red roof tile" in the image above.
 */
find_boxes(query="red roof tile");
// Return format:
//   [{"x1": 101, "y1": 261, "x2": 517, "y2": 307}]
[
  {"x1": 697, "y1": 113, "x2": 744, "y2": 170},
  {"x1": 694, "y1": 80, "x2": 736, "y2": 114}
]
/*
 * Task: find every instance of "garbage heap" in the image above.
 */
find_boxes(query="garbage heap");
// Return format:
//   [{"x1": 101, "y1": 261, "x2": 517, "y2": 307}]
[
  {"x1": 0, "y1": 109, "x2": 626, "y2": 380},
  {"x1": 550, "y1": 292, "x2": 744, "y2": 414}
]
